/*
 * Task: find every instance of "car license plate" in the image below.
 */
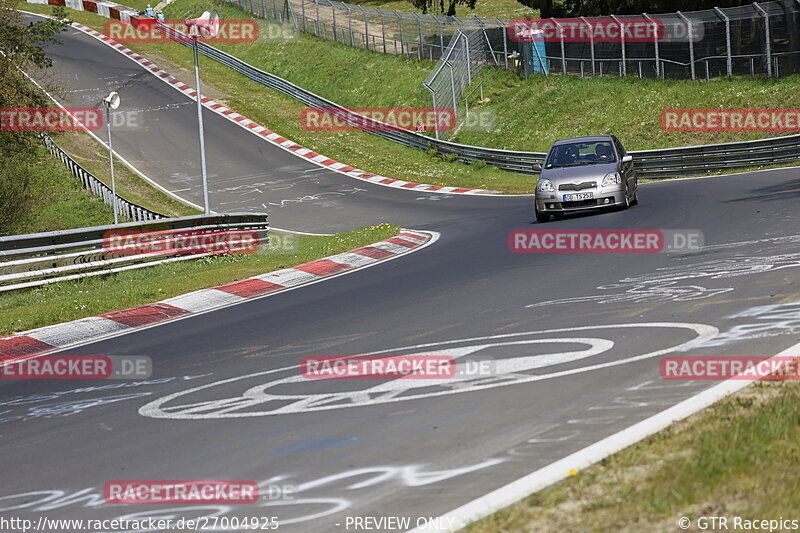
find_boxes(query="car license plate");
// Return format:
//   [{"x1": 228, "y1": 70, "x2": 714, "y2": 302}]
[{"x1": 563, "y1": 192, "x2": 593, "y2": 201}]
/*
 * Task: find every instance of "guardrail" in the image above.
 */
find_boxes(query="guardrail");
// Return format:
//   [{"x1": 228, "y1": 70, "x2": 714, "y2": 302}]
[
  {"x1": 40, "y1": 134, "x2": 166, "y2": 222},
  {"x1": 0, "y1": 213, "x2": 269, "y2": 292},
  {"x1": 163, "y1": 34, "x2": 800, "y2": 179},
  {"x1": 27, "y1": 5, "x2": 800, "y2": 181}
]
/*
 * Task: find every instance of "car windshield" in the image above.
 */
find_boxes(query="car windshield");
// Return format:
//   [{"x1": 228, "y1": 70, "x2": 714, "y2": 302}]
[{"x1": 545, "y1": 140, "x2": 616, "y2": 169}]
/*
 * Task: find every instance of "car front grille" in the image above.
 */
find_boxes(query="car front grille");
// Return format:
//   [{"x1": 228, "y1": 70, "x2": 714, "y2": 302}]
[
  {"x1": 559, "y1": 181, "x2": 597, "y2": 191},
  {"x1": 562, "y1": 199, "x2": 599, "y2": 208}
]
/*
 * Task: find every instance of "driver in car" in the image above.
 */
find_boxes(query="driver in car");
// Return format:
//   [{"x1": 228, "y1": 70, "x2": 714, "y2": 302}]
[{"x1": 595, "y1": 143, "x2": 611, "y2": 161}]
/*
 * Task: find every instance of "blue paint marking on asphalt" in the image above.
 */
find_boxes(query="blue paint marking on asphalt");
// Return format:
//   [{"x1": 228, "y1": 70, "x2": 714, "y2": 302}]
[
  {"x1": 323, "y1": 406, "x2": 480, "y2": 466},
  {"x1": 271, "y1": 437, "x2": 366, "y2": 454}
]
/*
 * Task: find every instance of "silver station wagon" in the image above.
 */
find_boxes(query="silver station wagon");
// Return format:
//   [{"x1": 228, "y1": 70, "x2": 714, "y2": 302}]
[{"x1": 533, "y1": 135, "x2": 637, "y2": 223}]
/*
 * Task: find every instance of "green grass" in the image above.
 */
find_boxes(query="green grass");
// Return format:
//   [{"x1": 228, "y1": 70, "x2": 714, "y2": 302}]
[
  {"x1": 130, "y1": 0, "x2": 800, "y2": 152},
  {"x1": 0, "y1": 223, "x2": 399, "y2": 335},
  {"x1": 21, "y1": 0, "x2": 527, "y2": 192},
  {"x1": 3, "y1": 144, "x2": 117, "y2": 236},
  {"x1": 1, "y1": 131, "x2": 198, "y2": 236},
  {"x1": 454, "y1": 72, "x2": 800, "y2": 152},
  {"x1": 329, "y1": 0, "x2": 539, "y2": 20},
  {"x1": 468, "y1": 379, "x2": 800, "y2": 532},
  {"x1": 18, "y1": 0, "x2": 800, "y2": 195},
  {"x1": 56, "y1": 132, "x2": 199, "y2": 218}
]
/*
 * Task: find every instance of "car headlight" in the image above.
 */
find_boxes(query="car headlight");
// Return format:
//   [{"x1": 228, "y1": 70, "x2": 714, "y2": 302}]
[
  {"x1": 537, "y1": 178, "x2": 554, "y2": 192},
  {"x1": 602, "y1": 172, "x2": 621, "y2": 186}
]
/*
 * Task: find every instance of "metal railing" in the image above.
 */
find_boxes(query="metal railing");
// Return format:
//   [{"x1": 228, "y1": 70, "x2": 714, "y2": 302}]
[
  {"x1": 0, "y1": 214, "x2": 270, "y2": 292},
  {"x1": 40, "y1": 134, "x2": 165, "y2": 222},
  {"x1": 27, "y1": 4, "x2": 800, "y2": 182},
  {"x1": 164, "y1": 32, "x2": 800, "y2": 178},
  {"x1": 225, "y1": 0, "x2": 800, "y2": 81}
]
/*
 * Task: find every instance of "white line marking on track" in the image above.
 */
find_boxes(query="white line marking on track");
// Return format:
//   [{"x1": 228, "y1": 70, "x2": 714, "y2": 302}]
[
  {"x1": 138, "y1": 323, "x2": 717, "y2": 419},
  {"x1": 407, "y1": 337, "x2": 800, "y2": 532}
]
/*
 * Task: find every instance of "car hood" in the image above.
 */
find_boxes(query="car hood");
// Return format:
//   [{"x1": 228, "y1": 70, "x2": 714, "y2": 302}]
[{"x1": 540, "y1": 163, "x2": 618, "y2": 184}]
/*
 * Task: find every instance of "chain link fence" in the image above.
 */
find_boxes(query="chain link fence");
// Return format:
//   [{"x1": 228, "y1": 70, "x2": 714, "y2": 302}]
[
  {"x1": 522, "y1": 3, "x2": 800, "y2": 80},
  {"x1": 422, "y1": 28, "x2": 490, "y2": 138}
]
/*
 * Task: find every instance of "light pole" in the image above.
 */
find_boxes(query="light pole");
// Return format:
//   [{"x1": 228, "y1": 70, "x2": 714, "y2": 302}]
[
  {"x1": 103, "y1": 91, "x2": 121, "y2": 224},
  {"x1": 185, "y1": 10, "x2": 219, "y2": 215}
]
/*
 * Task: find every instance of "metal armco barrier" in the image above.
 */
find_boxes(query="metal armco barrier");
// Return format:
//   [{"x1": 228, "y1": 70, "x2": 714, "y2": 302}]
[
  {"x1": 179, "y1": 35, "x2": 800, "y2": 177},
  {"x1": 40, "y1": 134, "x2": 166, "y2": 222},
  {"x1": 25, "y1": 3, "x2": 800, "y2": 179},
  {"x1": 0, "y1": 214, "x2": 270, "y2": 292}
]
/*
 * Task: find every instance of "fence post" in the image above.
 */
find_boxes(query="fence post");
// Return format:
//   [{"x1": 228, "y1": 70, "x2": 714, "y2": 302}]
[
  {"x1": 331, "y1": 1, "x2": 337, "y2": 42},
  {"x1": 498, "y1": 18, "x2": 508, "y2": 69},
  {"x1": 448, "y1": 62, "x2": 458, "y2": 121},
  {"x1": 412, "y1": 13, "x2": 424, "y2": 59},
  {"x1": 463, "y1": 31, "x2": 472, "y2": 83},
  {"x1": 380, "y1": 11, "x2": 386, "y2": 53},
  {"x1": 643, "y1": 14, "x2": 659, "y2": 78},
  {"x1": 440, "y1": 19, "x2": 446, "y2": 57},
  {"x1": 346, "y1": 4, "x2": 353, "y2": 46},
  {"x1": 753, "y1": 2, "x2": 772, "y2": 78},
  {"x1": 610, "y1": 15, "x2": 626, "y2": 76},
  {"x1": 713, "y1": 7, "x2": 732, "y2": 78},
  {"x1": 301, "y1": 0, "x2": 306, "y2": 32},
  {"x1": 676, "y1": 12, "x2": 696, "y2": 79},
  {"x1": 426, "y1": 85, "x2": 440, "y2": 140},
  {"x1": 396, "y1": 11, "x2": 404, "y2": 56},
  {"x1": 360, "y1": 6, "x2": 369, "y2": 49},
  {"x1": 315, "y1": 0, "x2": 320, "y2": 36},
  {"x1": 580, "y1": 16, "x2": 595, "y2": 76},
  {"x1": 477, "y1": 18, "x2": 497, "y2": 65},
  {"x1": 553, "y1": 19, "x2": 566, "y2": 73}
]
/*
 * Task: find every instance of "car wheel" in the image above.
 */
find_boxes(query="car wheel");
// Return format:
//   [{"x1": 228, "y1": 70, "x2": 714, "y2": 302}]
[
  {"x1": 535, "y1": 206, "x2": 550, "y2": 223},
  {"x1": 620, "y1": 184, "x2": 631, "y2": 210},
  {"x1": 630, "y1": 184, "x2": 639, "y2": 206}
]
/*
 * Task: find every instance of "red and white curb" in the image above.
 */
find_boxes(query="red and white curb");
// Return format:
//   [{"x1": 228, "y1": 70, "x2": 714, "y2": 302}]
[
  {"x1": 26, "y1": 0, "x2": 493, "y2": 195},
  {"x1": 0, "y1": 230, "x2": 434, "y2": 364}
]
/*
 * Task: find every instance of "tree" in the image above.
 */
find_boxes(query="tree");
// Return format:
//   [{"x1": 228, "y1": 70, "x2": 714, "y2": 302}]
[
  {"x1": 409, "y1": 0, "x2": 476, "y2": 17},
  {"x1": 523, "y1": 0, "x2": 754, "y2": 17},
  {"x1": 515, "y1": 0, "x2": 555, "y2": 18},
  {"x1": 0, "y1": 0, "x2": 68, "y2": 231}
]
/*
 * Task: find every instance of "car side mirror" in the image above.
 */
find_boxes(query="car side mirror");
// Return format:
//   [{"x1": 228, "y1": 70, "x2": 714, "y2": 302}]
[
  {"x1": 622, "y1": 155, "x2": 633, "y2": 163},
  {"x1": 532, "y1": 162, "x2": 542, "y2": 172}
]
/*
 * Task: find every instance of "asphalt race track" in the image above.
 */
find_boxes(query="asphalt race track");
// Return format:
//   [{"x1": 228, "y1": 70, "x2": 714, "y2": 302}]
[
  {"x1": 28, "y1": 19, "x2": 509, "y2": 233},
  {"x1": 4, "y1": 15, "x2": 800, "y2": 532}
]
